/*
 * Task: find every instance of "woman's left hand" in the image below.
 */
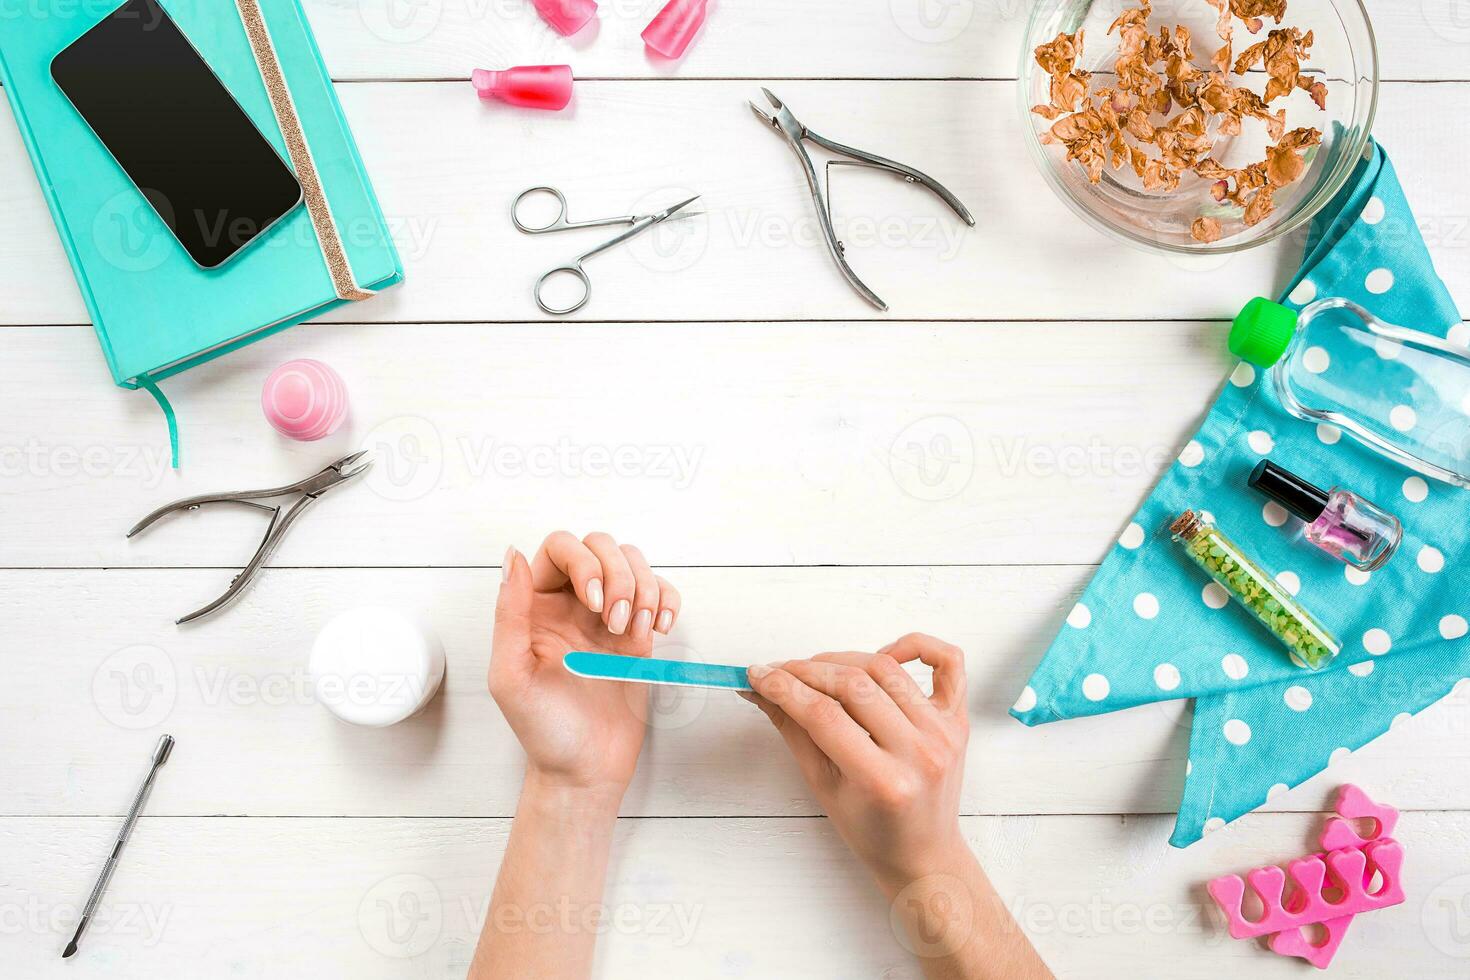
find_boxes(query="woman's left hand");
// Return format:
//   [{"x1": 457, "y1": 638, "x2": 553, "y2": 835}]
[{"x1": 489, "y1": 531, "x2": 681, "y2": 799}]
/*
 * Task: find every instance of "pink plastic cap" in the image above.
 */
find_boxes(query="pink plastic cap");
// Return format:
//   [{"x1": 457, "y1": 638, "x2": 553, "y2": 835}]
[
  {"x1": 472, "y1": 65, "x2": 574, "y2": 111},
  {"x1": 641, "y1": 0, "x2": 706, "y2": 59},
  {"x1": 262, "y1": 359, "x2": 348, "y2": 441},
  {"x1": 532, "y1": 0, "x2": 596, "y2": 35}
]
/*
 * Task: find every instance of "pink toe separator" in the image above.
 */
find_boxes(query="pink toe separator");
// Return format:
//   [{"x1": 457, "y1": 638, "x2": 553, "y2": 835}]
[{"x1": 1207, "y1": 785, "x2": 1403, "y2": 969}]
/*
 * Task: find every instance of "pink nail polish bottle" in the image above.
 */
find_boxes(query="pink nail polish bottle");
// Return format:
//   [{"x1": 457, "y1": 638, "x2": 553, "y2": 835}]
[
  {"x1": 641, "y1": 0, "x2": 707, "y2": 59},
  {"x1": 472, "y1": 65, "x2": 574, "y2": 111},
  {"x1": 532, "y1": 0, "x2": 596, "y2": 36},
  {"x1": 1249, "y1": 459, "x2": 1402, "y2": 571}
]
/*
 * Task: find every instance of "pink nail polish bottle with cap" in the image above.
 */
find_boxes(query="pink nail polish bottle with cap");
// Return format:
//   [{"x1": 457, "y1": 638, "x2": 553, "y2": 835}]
[
  {"x1": 472, "y1": 65, "x2": 574, "y2": 110},
  {"x1": 642, "y1": 0, "x2": 707, "y2": 59},
  {"x1": 532, "y1": 0, "x2": 596, "y2": 35},
  {"x1": 262, "y1": 359, "x2": 348, "y2": 441}
]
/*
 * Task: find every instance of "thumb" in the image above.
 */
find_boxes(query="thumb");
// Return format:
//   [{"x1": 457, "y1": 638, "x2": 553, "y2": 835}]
[{"x1": 490, "y1": 546, "x2": 535, "y2": 686}]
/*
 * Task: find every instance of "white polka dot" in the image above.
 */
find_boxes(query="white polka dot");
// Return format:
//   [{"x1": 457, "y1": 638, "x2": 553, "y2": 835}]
[
  {"x1": 1349, "y1": 660, "x2": 1375, "y2": 677},
  {"x1": 1230, "y1": 362, "x2": 1256, "y2": 387},
  {"x1": 1375, "y1": 337, "x2": 1403, "y2": 360},
  {"x1": 1263, "y1": 501, "x2": 1289, "y2": 527},
  {"x1": 1363, "y1": 142, "x2": 1375, "y2": 162},
  {"x1": 1441, "y1": 615, "x2": 1469, "y2": 640},
  {"x1": 1449, "y1": 322, "x2": 1470, "y2": 349},
  {"x1": 1222, "y1": 654, "x2": 1250, "y2": 680},
  {"x1": 1316, "y1": 422, "x2": 1341, "y2": 445},
  {"x1": 1363, "y1": 628, "x2": 1392, "y2": 656},
  {"x1": 1154, "y1": 663, "x2": 1181, "y2": 691},
  {"x1": 1066, "y1": 602, "x2": 1092, "y2": 629},
  {"x1": 1224, "y1": 719, "x2": 1252, "y2": 745},
  {"x1": 1133, "y1": 593, "x2": 1160, "y2": 619},
  {"x1": 1302, "y1": 346, "x2": 1331, "y2": 373},
  {"x1": 1204, "y1": 817, "x2": 1227, "y2": 834},
  {"x1": 1345, "y1": 566, "x2": 1372, "y2": 586},
  {"x1": 1418, "y1": 546, "x2": 1445, "y2": 574},
  {"x1": 1178, "y1": 440, "x2": 1205, "y2": 468},
  {"x1": 1275, "y1": 571, "x2": 1301, "y2": 595},
  {"x1": 1289, "y1": 279, "x2": 1318, "y2": 305},
  {"x1": 1118, "y1": 522, "x2": 1146, "y2": 550},
  {"x1": 1267, "y1": 783, "x2": 1290, "y2": 801},
  {"x1": 1391, "y1": 712, "x2": 1412, "y2": 730},
  {"x1": 1365, "y1": 268, "x2": 1395, "y2": 294},
  {"x1": 1186, "y1": 760, "x2": 1193, "y2": 776},
  {"x1": 1361, "y1": 196, "x2": 1386, "y2": 225},
  {"x1": 1082, "y1": 673, "x2": 1110, "y2": 702},
  {"x1": 1202, "y1": 582, "x2": 1229, "y2": 609},
  {"x1": 1247, "y1": 430, "x2": 1275, "y2": 454},
  {"x1": 1389, "y1": 405, "x2": 1417, "y2": 432},
  {"x1": 1403, "y1": 476, "x2": 1429, "y2": 503},
  {"x1": 1284, "y1": 686, "x2": 1313, "y2": 712},
  {"x1": 1330, "y1": 747, "x2": 1352, "y2": 766},
  {"x1": 1013, "y1": 686, "x2": 1037, "y2": 712},
  {"x1": 1200, "y1": 511, "x2": 1216, "y2": 525}
]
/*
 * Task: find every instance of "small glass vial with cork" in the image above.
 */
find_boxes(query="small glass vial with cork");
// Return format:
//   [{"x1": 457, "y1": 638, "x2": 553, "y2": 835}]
[
  {"x1": 1249, "y1": 459, "x2": 1402, "y2": 571},
  {"x1": 1170, "y1": 509, "x2": 1341, "y2": 670}
]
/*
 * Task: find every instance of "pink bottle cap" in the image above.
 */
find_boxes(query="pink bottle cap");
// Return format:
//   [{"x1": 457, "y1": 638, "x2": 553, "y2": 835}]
[
  {"x1": 641, "y1": 0, "x2": 706, "y2": 59},
  {"x1": 471, "y1": 65, "x2": 574, "y2": 111},
  {"x1": 262, "y1": 359, "x2": 348, "y2": 441},
  {"x1": 532, "y1": 0, "x2": 596, "y2": 36}
]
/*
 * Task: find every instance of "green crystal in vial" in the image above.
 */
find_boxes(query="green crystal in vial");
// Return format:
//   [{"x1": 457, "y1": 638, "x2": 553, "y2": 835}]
[{"x1": 1171, "y1": 510, "x2": 1340, "y2": 670}]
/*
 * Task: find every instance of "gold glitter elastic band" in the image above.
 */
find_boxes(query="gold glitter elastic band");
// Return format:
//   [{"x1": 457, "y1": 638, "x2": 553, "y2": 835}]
[{"x1": 234, "y1": 0, "x2": 374, "y2": 301}]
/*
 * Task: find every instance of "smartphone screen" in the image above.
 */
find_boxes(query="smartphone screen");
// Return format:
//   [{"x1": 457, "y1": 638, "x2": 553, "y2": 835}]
[{"x1": 51, "y1": 0, "x2": 303, "y2": 268}]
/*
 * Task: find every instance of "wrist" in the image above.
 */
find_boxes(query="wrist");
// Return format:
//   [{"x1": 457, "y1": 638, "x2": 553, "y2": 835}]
[
  {"x1": 870, "y1": 825, "x2": 975, "y2": 898},
  {"x1": 521, "y1": 767, "x2": 626, "y2": 824}
]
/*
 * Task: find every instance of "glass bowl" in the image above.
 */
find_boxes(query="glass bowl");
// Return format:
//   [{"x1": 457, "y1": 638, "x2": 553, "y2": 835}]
[{"x1": 1019, "y1": 0, "x2": 1378, "y2": 255}]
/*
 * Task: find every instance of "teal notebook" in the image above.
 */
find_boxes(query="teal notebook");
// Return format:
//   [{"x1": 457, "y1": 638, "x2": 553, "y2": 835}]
[{"x1": 0, "y1": 0, "x2": 401, "y2": 396}]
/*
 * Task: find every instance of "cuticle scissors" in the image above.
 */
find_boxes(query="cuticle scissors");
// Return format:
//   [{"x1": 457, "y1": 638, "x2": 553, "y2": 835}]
[{"x1": 511, "y1": 185, "x2": 701, "y2": 315}]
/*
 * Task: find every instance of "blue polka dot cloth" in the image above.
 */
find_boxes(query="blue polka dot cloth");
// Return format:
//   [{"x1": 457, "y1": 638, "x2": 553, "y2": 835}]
[{"x1": 1012, "y1": 143, "x2": 1470, "y2": 848}]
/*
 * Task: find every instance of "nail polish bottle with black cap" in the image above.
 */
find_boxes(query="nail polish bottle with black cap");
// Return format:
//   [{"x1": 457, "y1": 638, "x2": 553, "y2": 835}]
[{"x1": 1248, "y1": 459, "x2": 1402, "y2": 571}]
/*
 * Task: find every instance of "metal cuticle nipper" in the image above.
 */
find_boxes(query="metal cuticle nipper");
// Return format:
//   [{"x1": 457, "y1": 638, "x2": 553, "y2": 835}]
[
  {"x1": 748, "y1": 87, "x2": 976, "y2": 312},
  {"x1": 126, "y1": 451, "x2": 372, "y2": 624}
]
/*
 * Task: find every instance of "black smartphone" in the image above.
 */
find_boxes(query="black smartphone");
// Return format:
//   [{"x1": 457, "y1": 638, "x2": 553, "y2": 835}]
[{"x1": 51, "y1": 0, "x2": 303, "y2": 269}]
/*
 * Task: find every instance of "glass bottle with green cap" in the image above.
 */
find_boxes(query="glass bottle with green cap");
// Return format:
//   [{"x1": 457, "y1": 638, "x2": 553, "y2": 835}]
[{"x1": 1231, "y1": 296, "x2": 1470, "y2": 488}]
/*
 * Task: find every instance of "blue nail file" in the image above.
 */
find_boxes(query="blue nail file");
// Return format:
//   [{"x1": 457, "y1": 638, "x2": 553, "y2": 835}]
[{"x1": 563, "y1": 651, "x2": 753, "y2": 691}]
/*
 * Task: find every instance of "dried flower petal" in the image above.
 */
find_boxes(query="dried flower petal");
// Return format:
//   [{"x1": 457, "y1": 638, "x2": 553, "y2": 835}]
[{"x1": 1192, "y1": 216, "x2": 1224, "y2": 243}]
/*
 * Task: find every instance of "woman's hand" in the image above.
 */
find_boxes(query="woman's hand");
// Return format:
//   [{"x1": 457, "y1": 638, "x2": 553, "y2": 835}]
[
  {"x1": 746, "y1": 635, "x2": 1051, "y2": 979},
  {"x1": 745, "y1": 633, "x2": 970, "y2": 884},
  {"x1": 489, "y1": 531, "x2": 681, "y2": 800}
]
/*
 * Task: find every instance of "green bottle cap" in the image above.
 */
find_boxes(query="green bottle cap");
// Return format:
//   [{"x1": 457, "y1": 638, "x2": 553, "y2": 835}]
[{"x1": 1229, "y1": 297, "x2": 1299, "y2": 367}]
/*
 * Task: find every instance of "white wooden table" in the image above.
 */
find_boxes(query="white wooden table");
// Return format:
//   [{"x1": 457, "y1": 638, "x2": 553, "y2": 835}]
[{"x1": 3, "y1": 1, "x2": 1470, "y2": 976}]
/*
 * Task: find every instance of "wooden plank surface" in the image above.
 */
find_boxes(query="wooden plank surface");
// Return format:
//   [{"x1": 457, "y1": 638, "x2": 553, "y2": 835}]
[
  {"x1": 1, "y1": 319, "x2": 1230, "y2": 568},
  {"x1": 7, "y1": 566, "x2": 1468, "y2": 818},
  {"x1": 0, "y1": 81, "x2": 1463, "y2": 326},
  {"x1": 301, "y1": 0, "x2": 1470, "y2": 82},
  {"x1": 5, "y1": 812, "x2": 1470, "y2": 979},
  {"x1": 3, "y1": 1, "x2": 1467, "y2": 976}
]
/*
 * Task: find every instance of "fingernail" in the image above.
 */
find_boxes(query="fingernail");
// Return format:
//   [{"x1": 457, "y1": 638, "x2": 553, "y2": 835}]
[
  {"x1": 586, "y1": 578, "x2": 604, "y2": 613},
  {"x1": 502, "y1": 546, "x2": 517, "y2": 583},
  {"x1": 632, "y1": 608, "x2": 652, "y2": 638},
  {"x1": 655, "y1": 609, "x2": 674, "y2": 634},
  {"x1": 608, "y1": 599, "x2": 631, "y2": 635},
  {"x1": 877, "y1": 642, "x2": 896, "y2": 655},
  {"x1": 748, "y1": 664, "x2": 771, "y2": 680}
]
